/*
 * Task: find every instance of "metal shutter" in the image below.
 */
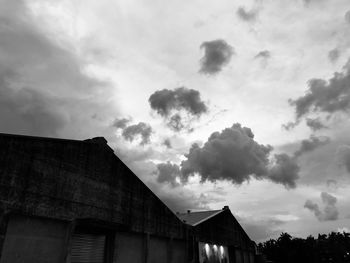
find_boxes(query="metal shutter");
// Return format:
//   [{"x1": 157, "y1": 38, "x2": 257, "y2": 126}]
[{"x1": 71, "y1": 233, "x2": 106, "y2": 263}]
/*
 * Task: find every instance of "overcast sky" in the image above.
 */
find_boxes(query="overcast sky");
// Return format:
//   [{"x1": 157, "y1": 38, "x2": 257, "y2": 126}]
[{"x1": 1, "y1": 0, "x2": 350, "y2": 242}]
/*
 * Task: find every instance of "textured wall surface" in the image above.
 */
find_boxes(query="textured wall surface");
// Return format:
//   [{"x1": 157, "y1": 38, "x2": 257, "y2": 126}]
[
  {"x1": 0, "y1": 133, "x2": 187, "y2": 257},
  {"x1": 0, "y1": 215, "x2": 68, "y2": 263}
]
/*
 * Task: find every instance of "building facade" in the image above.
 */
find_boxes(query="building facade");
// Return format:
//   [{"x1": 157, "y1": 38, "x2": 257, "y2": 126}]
[
  {"x1": 178, "y1": 207, "x2": 256, "y2": 263},
  {"x1": 0, "y1": 133, "x2": 256, "y2": 263}
]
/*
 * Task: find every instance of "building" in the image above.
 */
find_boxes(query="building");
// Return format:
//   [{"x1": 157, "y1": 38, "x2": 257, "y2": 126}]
[
  {"x1": 178, "y1": 207, "x2": 256, "y2": 263},
  {"x1": 0, "y1": 133, "x2": 256, "y2": 263}
]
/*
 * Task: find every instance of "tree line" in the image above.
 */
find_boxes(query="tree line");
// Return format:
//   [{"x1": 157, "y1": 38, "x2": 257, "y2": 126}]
[{"x1": 258, "y1": 232, "x2": 350, "y2": 263}]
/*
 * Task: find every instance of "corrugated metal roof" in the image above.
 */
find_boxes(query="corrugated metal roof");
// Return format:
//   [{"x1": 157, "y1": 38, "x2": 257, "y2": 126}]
[{"x1": 177, "y1": 210, "x2": 224, "y2": 226}]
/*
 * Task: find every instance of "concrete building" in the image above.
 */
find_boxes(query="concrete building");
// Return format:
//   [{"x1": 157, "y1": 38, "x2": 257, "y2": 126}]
[
  {"x1": 0, "y1": 133, "x2": 256, "y2": 263},
  {"x1": 179, "y1": 207, "x2": 256, "y2": 263}
]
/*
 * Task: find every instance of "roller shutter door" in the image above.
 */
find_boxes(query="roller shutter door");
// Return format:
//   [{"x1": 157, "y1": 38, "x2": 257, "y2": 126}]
[{"x1": 71, "y1": 233, "x2": 106, "y2": 263}]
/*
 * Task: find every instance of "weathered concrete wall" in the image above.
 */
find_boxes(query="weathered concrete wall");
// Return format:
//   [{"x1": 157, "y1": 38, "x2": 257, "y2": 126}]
[
  {"x1": 0, "y1": 134, "x2": 186, "y2": 238},
  {"x1": 170, "y1": 240, "x2": 186, "y2": 263},
  {"x1": 149, "y1": 236, "x2": 168, "y2": 263},
  {"x1": 0, "y1": 215, "x2": 68, "y2": 263},
  {"x1": 113, "y1": 232, "x2": 144, "y2": 263}
]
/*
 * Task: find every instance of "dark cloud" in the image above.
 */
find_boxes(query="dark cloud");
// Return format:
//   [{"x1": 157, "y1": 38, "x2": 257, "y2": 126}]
[
  {"x1": 268, "y1": 153, "x2": 300, "y2": 189},
  {"x1": 199, "y1": 39, "x2": 234, "y2": 75},
  {"x1": 149, "y1": 87, "x2": 207, "y2": 117},
  {"x1": 180, "y1": 123, "x2": 300, "y2": 188},
  {"x1": 0, "y1": 0, "x2": 112, "y2": 138},
  {"x1": 0, "y1": 76, "x2": 67, "y2": 136},
  {"x1": 163, "y1": 138, "x2": 172, "y2": 148},
  {"x1": 328, "y1": 48, "x2": 340, "y2": 63},
  {"x1": 345, "y1": 10, "x2": 350, "y2": 24},
  {"x1": 306, "y1": 118, "x2": 327, "y2": 131},
  {"x1": 237, "y1": 7, "x2": 259, "y2": 22},
  {"x1": 255, "y1": 50, "x2": 271, "y2": 59},
  {"x1": 121, "y1": 122, "x2": 152, "y2": 145},
  {"x1": 294, "y1": 135, "x2": 330, "y2": 158},
  {"x1": 304, "y1": 192, "x2": 339, "y2": 221},
  {"x1": 326, "y1": 179, "x2": 337, "y2": 187},
  {"x1": 168, "y1": 114, "x2": 185, "y2": 132},
  {"x1": 336, "y1": 145, "x2": 350, "y2": 172},
  {"x1": 155, "y1": 162, "x2": 182, "y2": 187},
  {"x1": 113, "y1": 118, "x2": 130, "y2": 129},
  {"x1": 289, "y1": 60, "x2": 350, "y2": 119},
  {"x1": 149, "y1": 87, "x2": 208, "y2": 131}
]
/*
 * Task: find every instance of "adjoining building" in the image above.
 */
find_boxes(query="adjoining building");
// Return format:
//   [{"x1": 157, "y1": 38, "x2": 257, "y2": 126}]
[
  {"x1": 0, "y1": 133, "x2": 256, "y2": 263},
  {"x1": 178, "y1": 207, "x2": 256, "y2": 263}
]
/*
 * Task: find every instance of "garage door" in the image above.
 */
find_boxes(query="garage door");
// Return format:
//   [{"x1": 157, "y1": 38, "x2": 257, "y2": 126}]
[{"x1": 71, "y1": 233, "x2": 106, "y2": 263}]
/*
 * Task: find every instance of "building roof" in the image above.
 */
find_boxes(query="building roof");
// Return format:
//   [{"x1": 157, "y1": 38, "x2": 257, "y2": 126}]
[{"x1": 177, "y1": 209, "x2": 224, "y2": 226}]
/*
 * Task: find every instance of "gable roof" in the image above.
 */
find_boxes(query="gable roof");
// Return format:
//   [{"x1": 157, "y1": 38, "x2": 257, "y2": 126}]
[{"x1": 177, "y1": 210, "x2": 224, "y2": 226}]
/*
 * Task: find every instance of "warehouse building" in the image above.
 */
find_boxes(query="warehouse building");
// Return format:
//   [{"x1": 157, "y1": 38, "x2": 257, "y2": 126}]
[
  {"x1": 179, "y1": 207, "x2": 256, "y2": 263},
  {"x1": 0, "y1": 133, "x2": 256, "y2": 263}
]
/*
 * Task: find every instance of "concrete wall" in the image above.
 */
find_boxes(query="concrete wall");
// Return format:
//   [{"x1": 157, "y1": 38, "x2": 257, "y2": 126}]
[
  {"x1": 149, "y1": 236, "x2": 168, "y2": 263},
  {"x1": 0, "y1": 215, "x2": 69, "y2": 263},
  {"x1": 113, "y1": 232, "x2": 144, "y2": 263},
  {"x1": 0, "y1": 134, "x2": 186, "y2": 240},
  {"x1": 235, "y1": 249, "x2": 243, "y2": 263},
  {"x1": 170, "y1": 240, "x2": 186, "y2": 263}
]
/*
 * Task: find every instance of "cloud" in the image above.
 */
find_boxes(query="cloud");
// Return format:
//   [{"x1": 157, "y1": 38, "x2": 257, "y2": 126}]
[
  {"x1": 149, "y1": 87, "x2": 208, "y2": 131},
  {"x1": 304, "y1": 192, "x2": 339, "y2": 221},
  {"x1": 336, "y1": 145, "x2": 350, "y2": 172},
  {"x1": 0, "y1": 72, "x2": 68, "y2": 136},
  {"x1": 345, "y1": 10, "x2": 350, "y2": 24},
  {"x1": 294, "y1": 135, "x2": 330, "y2": 158},
  {"x1": 199, "y1": 39, "x2": 234, "y2": 75},
  {"x1": 163, "y1": 138, "x2": 172, "y2": 148},
  {"x1": 0, "y1": 0, "x2": 113, "y2": 138},
  {"x1": 113, "y1": 118, "x2": 130, "y2": 129},
  {"x1": 268, "y1": 153, "x2": 300, "y2": 189},
  {"x1": 180, "y1": 123, "x2": 299, "y2": 188},
  {"x1": 289, "y1": 59, "x2": 350, "y2": 120},
  {"x1": 154, "y1": 162, "x2": 182, "y2": 187},
  {"x1": 255, "y1": 50, "x2": 271, "y2": 59},
  {"x1": 306, "y1": 117, "x2": 327, "y2": 131},
  {"x1": 236, "y1": 7, "x2": 259, "y2": 22},
  {"x1": 328, "y1": 48, "x2": 340, "y2": 63},
  {"x1": 121, "y1": 122, "x2": 152, "y2": 145}
]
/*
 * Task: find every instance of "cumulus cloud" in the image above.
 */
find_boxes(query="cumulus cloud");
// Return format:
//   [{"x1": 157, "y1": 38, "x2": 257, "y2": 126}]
[
  {"x1": 180, "y1": 123, "x2": 299, "y2": 188},
  {"x1": 306, "y1": 117, "x2": 327, "y2": 131},
  {"x1": 121, "y1": 122, "x2": 152, "y2": 145},
  {"x1": 237, "y1": 7, "x2": 259, "y2": 22},
  {"x1": 255, "y1": 50, "x2": 271, "y2": 59},
  {"x1": 336, "y1": 145, "x2": 350, "y2": 172},
  {"x1": 328, "y1": 48, "x2": 340, "y2": 63},
  {"x1": 154, "y1": 162, "x2": 182, "y2": 187},
  {"x1": 289, "y1": 60, "x2": 350, "y2": 120},
  {"x1": 294, "y1": 135, "x2": 330, "y2": 158},
  {"x1": 149, "y1": 87, "x2": 208, "y2": 131},
  {"x1": 268, "y1": 153, "x2": 300, "y2": 189},
  {"x1": 304, "y1": 192, "x2": 339, "y2": 221},
  {"x1": 113, "y1": 118, "x2": 130, "y2": 129},
  {"x1": 199, "y1": 39, "x2": 234, "y2": 75}
]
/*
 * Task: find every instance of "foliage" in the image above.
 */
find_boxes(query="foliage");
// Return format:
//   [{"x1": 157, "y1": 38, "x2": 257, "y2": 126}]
[{"x1": 258, "y1": 231, "x2": 350, "y2": 263}]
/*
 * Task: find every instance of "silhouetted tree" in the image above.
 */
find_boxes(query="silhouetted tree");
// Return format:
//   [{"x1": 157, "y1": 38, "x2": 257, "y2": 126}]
[{"x1": 259, "y1": 232, "x2": 350, "y2": 263}]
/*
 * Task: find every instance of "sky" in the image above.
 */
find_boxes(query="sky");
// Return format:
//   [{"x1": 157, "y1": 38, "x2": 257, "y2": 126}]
[{"x1": 1, "y1": 0, "x2": 350, "y2": 242}]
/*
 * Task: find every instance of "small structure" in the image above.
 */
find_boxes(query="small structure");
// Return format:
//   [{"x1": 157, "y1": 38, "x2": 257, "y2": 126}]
[{"x1": 178, "y1": 206, "x2": 256, "y2": 263}]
